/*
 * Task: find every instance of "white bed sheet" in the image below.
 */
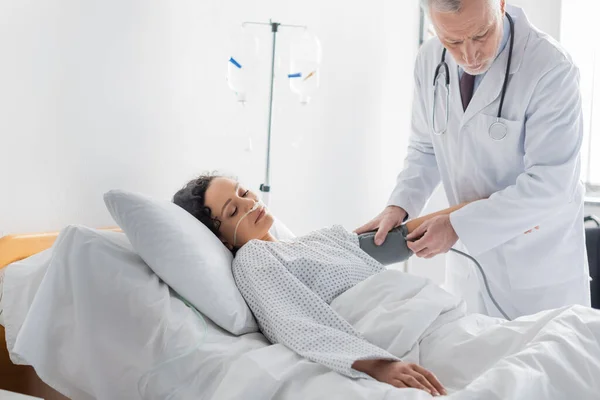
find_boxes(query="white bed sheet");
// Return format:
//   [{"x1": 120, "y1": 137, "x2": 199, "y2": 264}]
[{"x1": 4, "y1": 227, "x2": 600, "y2": 399}]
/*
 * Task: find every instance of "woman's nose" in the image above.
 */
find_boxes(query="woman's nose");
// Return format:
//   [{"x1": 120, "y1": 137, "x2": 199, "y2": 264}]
[{"x1": 243, "y1": 199, "x2": 258, "y2": 213}]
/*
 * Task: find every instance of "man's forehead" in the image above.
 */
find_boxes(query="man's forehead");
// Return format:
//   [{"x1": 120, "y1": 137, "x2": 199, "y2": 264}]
[{"x1": 435, "y1": 14, "x2": 493, "y2": 40}]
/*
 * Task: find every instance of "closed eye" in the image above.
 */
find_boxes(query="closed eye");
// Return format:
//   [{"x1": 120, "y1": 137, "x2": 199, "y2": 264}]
[{"x1": 231, "y1": 190, "x2": 251, "y2": 217}]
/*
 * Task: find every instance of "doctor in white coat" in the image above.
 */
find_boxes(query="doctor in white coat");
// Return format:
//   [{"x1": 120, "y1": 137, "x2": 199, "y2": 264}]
[{"x1": 357, "y1": 0, "x2": 590, "y2": 318}]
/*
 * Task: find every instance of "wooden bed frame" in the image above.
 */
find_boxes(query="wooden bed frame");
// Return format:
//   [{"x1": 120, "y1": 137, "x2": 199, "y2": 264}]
[{"x1": 0, "y1": 229, "x2": 118, "y2": 399}]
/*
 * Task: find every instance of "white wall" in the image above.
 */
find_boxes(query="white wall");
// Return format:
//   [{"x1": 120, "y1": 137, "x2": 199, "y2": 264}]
[
  {"x1": 587, "y1": 205, "x2": 600, "y2": 219},
  {"x1": 0, "y1": 0, "x2": 420, "y2": 236},
  {"x1": 407, "y1": 0, "x2": 565, "y2": 283},
  {"x1": 510, "y1": 0, "x2": 562, "y2": 40}
]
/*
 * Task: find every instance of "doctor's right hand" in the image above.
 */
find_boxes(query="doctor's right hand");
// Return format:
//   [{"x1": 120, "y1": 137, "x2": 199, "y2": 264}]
[
  {"x1": 354, "y1": 206, "x2": 407, "y2": 246},
  {"x1": 353, "y1": 359, "x2": 446, "y2": 396}
]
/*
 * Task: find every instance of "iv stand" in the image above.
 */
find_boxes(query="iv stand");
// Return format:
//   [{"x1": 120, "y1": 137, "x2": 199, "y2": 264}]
[{"x1": 241, "y1": 20, "x2": 307, "y2": 206}]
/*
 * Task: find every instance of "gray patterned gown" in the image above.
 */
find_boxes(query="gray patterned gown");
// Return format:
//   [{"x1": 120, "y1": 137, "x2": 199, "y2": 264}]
[{"x1": 232, "y1": 225, "x2": 400, "y2": 379}]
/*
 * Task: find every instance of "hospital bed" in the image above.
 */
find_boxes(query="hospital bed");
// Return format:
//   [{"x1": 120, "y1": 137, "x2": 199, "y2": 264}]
[
  {"x1": 0, "y1": 230, "x2": 76, "y2": 399},
  {"x1": 1, "y1": 221, "x2": 600, "y2": 399}
]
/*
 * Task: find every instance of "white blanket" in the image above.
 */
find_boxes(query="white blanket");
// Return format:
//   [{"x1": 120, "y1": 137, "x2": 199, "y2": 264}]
[
  {"x1": 212, "y1": 271, "x2": 600, "y2": 399},
  {"x1": 4, "y1": 231, "x2": 600, "y2": 399}
]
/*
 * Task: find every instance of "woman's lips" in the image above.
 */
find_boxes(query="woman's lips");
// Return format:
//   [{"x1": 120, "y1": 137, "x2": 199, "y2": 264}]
[{"x1": 255, "y1": 207, "x2": 266, "y2": 223}]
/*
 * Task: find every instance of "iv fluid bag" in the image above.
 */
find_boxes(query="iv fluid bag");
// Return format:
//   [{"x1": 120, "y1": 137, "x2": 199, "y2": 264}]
[
  {"x1": 289, "y1": 31, "x2": 322, "y2": 105},
  {"x1": 227, "y1": 28, "x2": 259, "y2": 104}
]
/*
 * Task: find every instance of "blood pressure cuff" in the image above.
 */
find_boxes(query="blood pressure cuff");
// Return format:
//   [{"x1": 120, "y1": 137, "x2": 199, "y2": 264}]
[{"x1": 358, "y1": 225, "x2": 413, "y2": 266}]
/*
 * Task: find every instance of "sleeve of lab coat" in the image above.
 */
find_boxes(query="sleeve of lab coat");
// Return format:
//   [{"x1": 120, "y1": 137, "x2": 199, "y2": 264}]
[
  {"x1": 450, "y1": 60, "x2": 584, "y2": 256},
  {"x1": 387, "y1": 53, "x2": 441, "y2": 219}
]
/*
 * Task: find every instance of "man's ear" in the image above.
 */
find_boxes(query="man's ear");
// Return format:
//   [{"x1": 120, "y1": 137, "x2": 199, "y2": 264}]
[{"x1": 500, "y1": 0, "x2": 506, "y2": 15}]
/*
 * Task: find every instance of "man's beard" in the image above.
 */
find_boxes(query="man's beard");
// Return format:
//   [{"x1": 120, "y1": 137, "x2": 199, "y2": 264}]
[{"x1": 461, "y1": 59, "x2": 493, "y2": 76}]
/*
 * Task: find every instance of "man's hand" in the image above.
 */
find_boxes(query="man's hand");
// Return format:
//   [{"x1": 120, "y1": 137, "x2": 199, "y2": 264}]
[
  {"x1": 354, "y1": 206, "x2": 407, "y2": 246},
  {"x1": 353, "y1": 359, "x2": 446, "y2": 396},
  {"x1": 406, "y1": 215, "x2": 458, "y2": 258}
]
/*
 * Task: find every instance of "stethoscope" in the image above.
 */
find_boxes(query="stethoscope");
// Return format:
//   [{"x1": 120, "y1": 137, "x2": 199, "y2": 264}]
[{"x1": 432, "y1": 12, "x2": 515, "y2": 140}]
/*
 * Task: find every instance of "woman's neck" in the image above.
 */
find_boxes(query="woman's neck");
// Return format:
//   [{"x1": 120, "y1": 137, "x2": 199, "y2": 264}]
[{"x1": 260, "y1": 232, "x2": 278, "y2": 242}]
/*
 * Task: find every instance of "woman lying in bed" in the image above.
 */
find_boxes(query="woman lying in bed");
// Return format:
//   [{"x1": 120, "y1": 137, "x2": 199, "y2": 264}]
[{"x1": 173, "y1": 173, "x2": 449, "y2": 396}]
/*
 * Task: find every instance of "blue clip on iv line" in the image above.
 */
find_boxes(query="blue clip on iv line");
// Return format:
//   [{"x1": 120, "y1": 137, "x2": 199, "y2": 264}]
[{"x1": 229, "y1": 57, "x2": 242, "y2": 69}]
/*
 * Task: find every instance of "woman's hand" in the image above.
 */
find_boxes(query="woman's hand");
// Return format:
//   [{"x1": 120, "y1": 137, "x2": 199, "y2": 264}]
[{"x1": 353, "y1": 359, "x2": 447, "y2": 396}]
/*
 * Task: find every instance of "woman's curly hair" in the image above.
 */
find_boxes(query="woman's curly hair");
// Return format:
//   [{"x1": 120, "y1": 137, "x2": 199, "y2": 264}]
[{"x1": 172, "y1": 172, "x2": 225, "y2": 238}]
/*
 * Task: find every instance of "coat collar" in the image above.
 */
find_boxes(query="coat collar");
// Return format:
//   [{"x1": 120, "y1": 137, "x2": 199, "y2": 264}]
[{"x1": 447, "y1": 5, "x2": 532, "y2": 126}]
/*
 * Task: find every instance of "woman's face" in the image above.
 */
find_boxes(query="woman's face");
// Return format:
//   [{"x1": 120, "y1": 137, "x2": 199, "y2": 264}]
[{"x1": 204, "y1": 177, "x2": 274, "y2": 249}]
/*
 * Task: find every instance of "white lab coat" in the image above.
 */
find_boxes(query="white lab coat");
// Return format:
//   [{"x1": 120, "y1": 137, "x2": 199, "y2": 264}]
[{"x1": 388, "y1": 5, "x2": 590, "y2": 318}]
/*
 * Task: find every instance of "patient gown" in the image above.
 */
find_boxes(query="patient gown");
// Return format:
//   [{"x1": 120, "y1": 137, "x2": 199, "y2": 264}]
[{"x1": 232, "y1": 225, "x2": 400, "y2": 379}]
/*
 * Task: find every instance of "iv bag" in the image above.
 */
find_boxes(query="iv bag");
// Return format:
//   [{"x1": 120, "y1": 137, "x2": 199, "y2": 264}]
[
  {"x1": 289, "y1": 30, "x2": 322, "y2": 105},
  {"x1": 227, "y1": 28, "x2": 259, "y2": 104}
]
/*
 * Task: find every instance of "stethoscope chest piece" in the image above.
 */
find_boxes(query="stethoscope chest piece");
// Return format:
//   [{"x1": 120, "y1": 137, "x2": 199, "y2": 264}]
[{"x1": 489, "y1": 120, "x2": 508, "y2": 141}]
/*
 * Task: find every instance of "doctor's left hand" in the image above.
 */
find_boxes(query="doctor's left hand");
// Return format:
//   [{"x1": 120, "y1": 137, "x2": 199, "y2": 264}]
[{"x1": 406, "y1": 215, "x2": 458, "y2": 259}]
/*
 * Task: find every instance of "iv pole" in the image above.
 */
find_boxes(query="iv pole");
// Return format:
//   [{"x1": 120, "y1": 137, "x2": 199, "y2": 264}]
[{"x1": 241, "y1": 20, "x2": 307, "y2": 206}]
